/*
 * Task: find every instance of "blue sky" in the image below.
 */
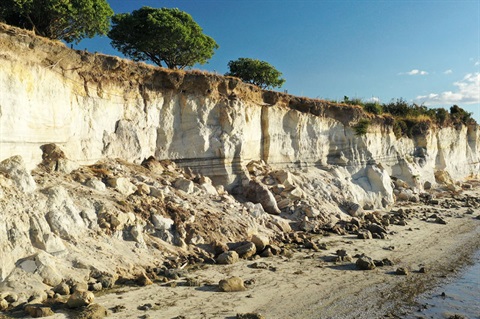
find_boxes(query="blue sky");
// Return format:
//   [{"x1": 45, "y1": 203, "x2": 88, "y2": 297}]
[{"x1": 77, "y1": 0, "x2": 480, "y2": 122}]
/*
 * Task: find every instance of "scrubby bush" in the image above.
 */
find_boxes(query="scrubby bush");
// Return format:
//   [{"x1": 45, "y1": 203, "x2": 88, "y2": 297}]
[{"x1": 353, "y1": 119, "x2": 371, "y2": 136}]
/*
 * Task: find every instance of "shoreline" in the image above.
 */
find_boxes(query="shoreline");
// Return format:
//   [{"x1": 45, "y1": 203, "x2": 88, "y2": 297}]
[
  {"x1": 91, "y1": 191, "x2": 480, "y2": 318},
  {"x1": 2, "y1": 189, "x2": 479, "y2": 319}
]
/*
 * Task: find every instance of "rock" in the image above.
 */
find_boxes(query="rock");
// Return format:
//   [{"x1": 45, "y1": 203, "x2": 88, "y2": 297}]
[
  {"x1": 85, "y1": 178, "x2": 107, "y2": 192},
  {"x1": 357, "y1": 229, "x2": 372, "y2": 240},
  {"x1": 152, "y1": 215, "x2": 174, "y2": 231},
  {"x1": 200, "y1": 183, "x2": 218, "y2": 196},
  {"x1": 135, "y1": 183, "x2": 151, "y2": 196},
  {"x1": 142, "y1": 157, "x2": 165, "y2": 174},
  {"x1": 73, "y1": 304, "x2": 108, "y2": 319},
  {"x1": 356, "y1": 256, "x2": 376, "y2": 270},
  {"x1": 67, "y1": 290, "x2": 95, "y2": 308},
  {"x1": 418, "y1": 266, "x2": 428, "y2": 273},
  {"x1": 24, "y1": 304, "x2": 55, "y2": 318},
  {"x1": 435, "y1": 217, "x2": 447, "y2": 225},
  {"x1": 89, "y1": 282, "x2": 103, "y2": 291},
  {"x1": 367, "y1": 224, "x2": 387, "y2": 235},
  {"x1": 236, "y1": 313, "x2": 266, "y2": 319},
  {"x1": 244, "y1": 202, "x2": 266, "y2": 218},
  {"x1": 174, "y1": 178, "x2": 194, "y2": 194},
  {"x1": 245, "y1": 180, "x2": 281, "y2": 215},
  {"x1": 395, "y1": 267, "x2": 409, "y2": 275},
  {"x1": 233, "y1": 242, "x2": 257, "y2": 259},
  {"x1": 53, "y1": 282, "x2": 70, "y2": 295},
  {"x1": 216, "y1": 251, "x2": 239, "y2": 265},
  {"x1": 269, "y1": 216, "x2": 292, "y2": 233},
  {"x1": 107, "y1": 177, "x2": 137, "y2": 196},
  {"x1": 218, "y1": 276, "x2": 246, "y2": 292},
  {"x1": 435, "y1": 170, "x2": 454, "y2": 185},
  {"x1": 4, "y1": 293, "x2": 18, "y2": 303},
  {"x1": 0, "y1": 155, "x2": 36, "y2": 192},
  {"x1": 136, "y1": 273, "x2": 153, "y2": 286},
  {"x1": 0, "y1": 299, "x2": 8, "y2": 311},
  {"x1": 39, "y1": 143, "x2": 66, "y2": 171},
  {"x1": 272, "y1": 170, "x2": 295, "y2": 190},
  {"x1": 250, "y1": 234, "x2": 269, "y2": 252}
]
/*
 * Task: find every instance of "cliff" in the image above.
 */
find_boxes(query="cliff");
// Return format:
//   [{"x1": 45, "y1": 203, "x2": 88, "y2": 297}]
[
  {"x1": 0, "y1": 23, "x2": 479, "y2": 304},
  {"x1": 1, "y1": 23, "x2": 479, "y2": 194}
]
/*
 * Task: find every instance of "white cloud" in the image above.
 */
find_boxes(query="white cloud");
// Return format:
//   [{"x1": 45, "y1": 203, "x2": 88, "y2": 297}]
[
  {"x1": 416, "y1": 72, "x2": 480, "y2": 105},
  {"x1": 475, "y1": 61, "x2": 480, "y2": 66},
  {"x1": 399, "y1": 69, "x2": 429, "y2": 76},
  {"x1": 366, "y1": 96, "x2": 380, "y2": 103},
  {"x1": 443, "y1": 69, "x2": 453, "y2": 74}
]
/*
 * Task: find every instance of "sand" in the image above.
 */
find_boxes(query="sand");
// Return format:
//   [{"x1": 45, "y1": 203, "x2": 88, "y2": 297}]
[
  {"x1": 90, "y1": 191, "x2": 480, "y2": 319},
  {"x1": 30, "y1": 189, "x2": 480, "y2": 319}
]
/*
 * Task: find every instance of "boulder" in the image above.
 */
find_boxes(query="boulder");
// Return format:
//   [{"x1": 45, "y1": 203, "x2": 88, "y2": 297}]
[
  {"x1": 24, "y1": 304, "x2": 54, "y2": 318},
  {"x1": 67, "y1": 290, "x2": 94, "y2": 308},
  {"x1": 245, "y1": 180, "x2": 281, "y2": 215},
  {"x1": 244, "y1": 202, "x2": 266, "y2": 218},
  {"x1": 216, "y1": 251, "x2": 239, "y2": 265},
  {"x1": 356, "y1": 256, "x2": 376, "y2": 270},
  {"x1": 357, "y1": 229, "x2": 372, "y2": 240},
  {"x1": 174, "y1": 178, "x2": 194, "y2": 194},
  {"x1": 107, "y1": 177, "x2": 137, "y2": 196},
  {"x1": 53, "y1": 282, "x2": 70, "y2": 295},
  {"x1": 0, "y1": 155, "x2": 36, "y2": 192},
  {"x1": 85, "y1": 179, "x2": 106, "y2": 191},
  {"x1": 0, "y1": 299, "x2": 8, "y2": 311},
  {"x1": 200, "y1": 183, "x2": 218, "y2": 196},
  {"x1": 73, "y1": 304, "x2": 108, "y2": 319},
  {"x1": 250, "y1": 234, "x2": 269, "y2": 252},
  {"x1": 233, "y1": 242, "x2": 257, "y2": 259},
  {"x1": 218, "y1": 277, "x2": 246, "y2": 292}
]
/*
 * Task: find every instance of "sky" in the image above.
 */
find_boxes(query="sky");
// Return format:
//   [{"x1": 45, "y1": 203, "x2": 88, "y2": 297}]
[{"x1": 76, "y1": 0, "x2": 480, "y2": 122}]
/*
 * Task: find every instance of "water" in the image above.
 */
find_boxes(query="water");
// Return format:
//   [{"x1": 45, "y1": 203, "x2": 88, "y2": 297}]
[{"x1": 404, "y1": 250, "x2": 480, "y2": 319}]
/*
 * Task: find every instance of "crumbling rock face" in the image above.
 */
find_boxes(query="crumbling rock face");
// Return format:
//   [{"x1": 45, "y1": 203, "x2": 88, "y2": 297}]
[{"x1": 0, "y1": 23, "x2": 478, "y2": 200}]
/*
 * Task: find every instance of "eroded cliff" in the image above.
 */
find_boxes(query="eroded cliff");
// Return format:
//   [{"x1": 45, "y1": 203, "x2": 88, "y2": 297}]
[{"x1": 0, "y1": 23, "x2": 479, "y2": 306}]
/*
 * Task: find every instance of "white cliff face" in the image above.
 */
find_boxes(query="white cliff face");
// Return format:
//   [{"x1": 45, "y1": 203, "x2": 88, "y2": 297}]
[{"x1": 0, "y1": 23, "x2": 479, "y2": 200}]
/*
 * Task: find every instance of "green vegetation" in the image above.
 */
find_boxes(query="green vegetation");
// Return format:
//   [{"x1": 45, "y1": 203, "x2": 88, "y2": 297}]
[
  {"x1": 225, "y1": 58, "x2": 285, "y2": 89},
  {"x1": 353, "y1": 119, "x2": 371, "y2": 135},
  {"x1": 341, "y1": 97, "x2": 475, "y2": 138},
  {"x1": 108, "y1": 7, "x2": 218, "y2": 69},
  {"x1": 0, "y1": 0, "x2": 113, "y2": 43}
]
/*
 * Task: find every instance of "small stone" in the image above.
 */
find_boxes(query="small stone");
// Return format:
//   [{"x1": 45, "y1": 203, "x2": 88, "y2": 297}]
[
  {"x1": 4, "y1": 293, "x2": 18, "y2": 303},
  {"x1": 418, "y1": 267, "x2": 427, "y2": 273},
  {"x1": 435, "y1": 217, "x2": 447, "y2": 225},
  {"x1": 395, "y1": 267, "x2": 409, "y2": 275},
  {"x1": 236, "y1": 313, "x2": 266, "y2": 319},
  {"x1": 218, "y1": 277, "x2": 246, "y2": 292},
  {"x1": 250, "y1": 262, "x2": 269, "y2": 269}
]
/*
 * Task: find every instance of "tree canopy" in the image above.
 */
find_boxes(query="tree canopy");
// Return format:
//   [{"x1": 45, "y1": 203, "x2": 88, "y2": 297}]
[
  {"x1": 108, "y1": 7, "x2": 219, "y2": 69},
  {"x1": 225, "y1": 58, "x2": 285, "y2": 89},
  {"x1": 0, "y1": 0, "x2": 113, "y2": 43}
]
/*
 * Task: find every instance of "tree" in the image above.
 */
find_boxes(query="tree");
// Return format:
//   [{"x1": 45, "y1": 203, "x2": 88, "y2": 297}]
[
  {"x1": 0, "y1": 0, "x2": 113, "y2": 43},
  {"x1": 108, "y1": 7, "x2": 219, "y2": 69},
  {"x1": 225, "y1": 58, "x2": 285, "y2": 89}
]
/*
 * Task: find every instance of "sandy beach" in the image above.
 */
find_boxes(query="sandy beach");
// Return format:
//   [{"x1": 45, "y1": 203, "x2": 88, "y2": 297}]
[{"x1": 42, "y1": 188, "x2": 479, "y2": 319}]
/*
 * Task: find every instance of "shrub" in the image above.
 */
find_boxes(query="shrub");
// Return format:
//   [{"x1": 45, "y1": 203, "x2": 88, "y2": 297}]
[
  {"x1": 353, "y1": 119, "x2": 371, "y2": 135},
  {"x1": 364, "y1": 102, "x2": 383, "y2": 115}
]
